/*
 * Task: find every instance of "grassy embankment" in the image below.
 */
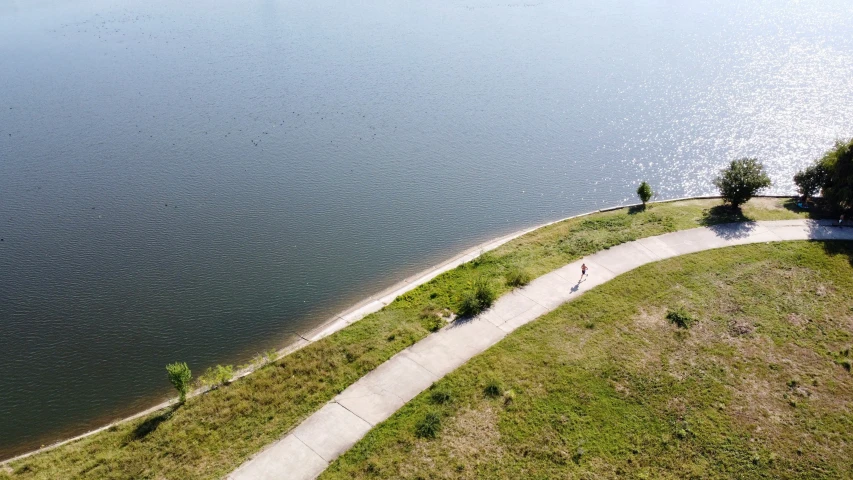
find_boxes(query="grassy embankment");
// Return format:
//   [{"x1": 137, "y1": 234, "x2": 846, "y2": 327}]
[
  {"x1": 0, "y1": 198, "x2": 814, "y2": 479},
  {"x1": 322, "y1": 241, "x2": 853, "y2": 479}
]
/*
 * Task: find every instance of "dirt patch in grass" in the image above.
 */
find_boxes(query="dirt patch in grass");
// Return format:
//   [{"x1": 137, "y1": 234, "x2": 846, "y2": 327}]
[
  {"x1": 442, "y1": 406, "x2": 503, "y2": 459},
  {"x1": 401, "y1": 407, "x2": 503, "y2": 479},
  {"x1": 729, "y1": 320, "x2": 754, "y2": 336},
  {"x1": 634, "y1": 306, "x2": 667, "y2": 330}
]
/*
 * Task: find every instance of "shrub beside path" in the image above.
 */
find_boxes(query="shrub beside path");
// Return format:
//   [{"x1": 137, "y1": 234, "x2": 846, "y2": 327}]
[{"x1": 228, "y1": 219, "x2": 853, "y2": 480}]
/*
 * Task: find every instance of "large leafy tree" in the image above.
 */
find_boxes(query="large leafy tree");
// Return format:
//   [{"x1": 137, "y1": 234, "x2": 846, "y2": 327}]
[
  {"x1": 819, "y1": 139, "x2": 853, "y2": 211},
  {"x1": 713, "y1": 158, "x2": 771, "y2": 208}
]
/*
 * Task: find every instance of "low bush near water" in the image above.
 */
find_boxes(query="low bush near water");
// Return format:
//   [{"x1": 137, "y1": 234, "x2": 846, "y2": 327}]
[
  {"x1": 456, "y1": 277, "x2": 497, "y2": 316},
  {"x1": 505, "y1": 266, "x2": 532, "y2": 287},
  {"x1": 198, "y1": 364, "x2": 234, "y2": 388}
]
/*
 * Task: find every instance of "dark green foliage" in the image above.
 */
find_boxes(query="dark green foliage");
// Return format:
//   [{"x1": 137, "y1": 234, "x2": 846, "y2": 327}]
[
  {"x1": 456, "y1": 277, "x2": 496, "y2": 317},
  {"x1": 414, "y1": 412, "x2": 441, "y2": 439},
  {"x1": 637, "y1": 181, "x2": 653, "y2": 206},
  {"x1": 793, "y1": 139, "x2": 853, "y2": 210},
  {"x1": 475, "y1": 277, "x2": 497, "y2": 306},
  {"x1": 819, "y1": 139, "x2": 853, "y2": 211},
  {"x1": 429, "y1": 389, "x2": 452, "y2": 405},
  {"x1": 713, "y1": 158, "x2": 771, "y2": 207},
  {"x1": 504, "y1": 266, "x2": 532, "y2": 287},
  {"x1": 793, "y1": 162, "x2": 828, "y2": 200},
  {"x1": 165, "y1": 362, "x2": 192, "y2": 403},
  {"x1": 483, "y1": 380, "x2": 502, "y2": 398},
  {"x1": 666, "y1": 307, "x2": 694, "y2": 329},
  {"x1": 456, "y1": 291, "x2": 481, "y2": 317}
]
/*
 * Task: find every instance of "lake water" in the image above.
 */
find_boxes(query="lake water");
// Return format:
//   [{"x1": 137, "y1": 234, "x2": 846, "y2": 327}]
[{"x1": 1, "y1": 0, "x2": 852, "y2": 459}]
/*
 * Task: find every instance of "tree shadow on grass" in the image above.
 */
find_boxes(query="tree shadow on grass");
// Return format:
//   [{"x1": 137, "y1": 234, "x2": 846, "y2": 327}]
[
  {"x1": 699, "y1": 205, "x2": 758, "y2": 240},
  {"x1": 699, "y1": 204, "x2": 753, "y2": 226},
  {"x1": 819, "y1": 240, "x2": 853, "y2": 268},
  {"x1": 790, "y1": 199, "x2": 853, "y2": 267},
  {"x1": 125, "y1": 406, "x2": 177, "y2": 443},
  {"x1": 781, "y1": 198, "x2": 837, "y2": 220},
  {"x1": 627, "y1": 204, "x2": 646, "y2": 215},
  {"x1": 803, "y1": 221, "x2": 853, "y2": 268}
]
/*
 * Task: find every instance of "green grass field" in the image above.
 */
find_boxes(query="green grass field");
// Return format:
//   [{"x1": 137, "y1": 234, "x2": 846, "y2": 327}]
[
  {"x1": 322, "y1": 241, "x2": 853, "y2": 480},
  {"x1": 0, "y1": 198, "x2": 819, "y2": 479}
]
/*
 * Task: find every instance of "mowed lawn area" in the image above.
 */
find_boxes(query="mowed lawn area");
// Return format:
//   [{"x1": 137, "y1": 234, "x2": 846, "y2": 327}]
[
  {"x1": 322, "y1": 242, "x2": 853, "y2": 480},
  {"x1": 0, "y1": 199, "x2": 820, "y2": 479}
]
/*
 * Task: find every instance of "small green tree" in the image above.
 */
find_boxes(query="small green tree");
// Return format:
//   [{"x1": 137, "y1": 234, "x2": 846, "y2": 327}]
[
  {"x1": 166, "y1": 362, "x2": 192, "y2": 403},
  {"x1": 820, "y1": 139, "x2": 853, "y2": 211},
  {"x1": 636, "y1": 181, "x2": 653, "y2": 207},
  {"x1": 713, "y1": 158, "x2": 771, "y2": 208}
]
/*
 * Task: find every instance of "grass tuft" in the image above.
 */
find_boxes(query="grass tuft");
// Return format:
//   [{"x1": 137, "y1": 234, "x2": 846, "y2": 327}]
[
  {"x1": 483, "y1": 380, "x2": 502, "y2": 398},
  {"x1": 666, "y1": 307, "x2": 695, "y2": 329},
  {"x1": 504, "y1": 266, "x2": 532, "y2": 287},
  {"x1": 456, "y1": 277, "x2": 497, "y2": 317},
  {"x1": 414, "y1": 412, "x2": 441, "y2": 439},
  {"x1": 429, "y1": 389, "x2": 452, "y2": 405}
]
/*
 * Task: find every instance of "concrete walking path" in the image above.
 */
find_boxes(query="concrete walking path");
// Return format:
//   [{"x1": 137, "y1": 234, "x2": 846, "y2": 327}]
[{"x1": 228, "y1": 219, "x2": 853, "y2": 480}]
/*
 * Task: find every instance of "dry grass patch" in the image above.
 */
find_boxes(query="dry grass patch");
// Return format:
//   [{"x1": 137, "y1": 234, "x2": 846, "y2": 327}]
[
  {"x1": 404, "y1": 407, "x2": 503, "y2": 479},
  {"x1": 634, "y1": 306, "x2": 668, "y2": 330}
]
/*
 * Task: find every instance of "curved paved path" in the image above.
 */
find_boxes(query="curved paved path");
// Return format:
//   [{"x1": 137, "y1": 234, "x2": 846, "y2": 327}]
[{"x1": 229, "y1": 219, "x2": 853, "y2": 480}]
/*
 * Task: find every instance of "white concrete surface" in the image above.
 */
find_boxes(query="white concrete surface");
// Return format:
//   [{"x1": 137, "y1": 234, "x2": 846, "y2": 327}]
[{"x1": 228, "y1": 220, "x2": 853, "y2": 480}]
